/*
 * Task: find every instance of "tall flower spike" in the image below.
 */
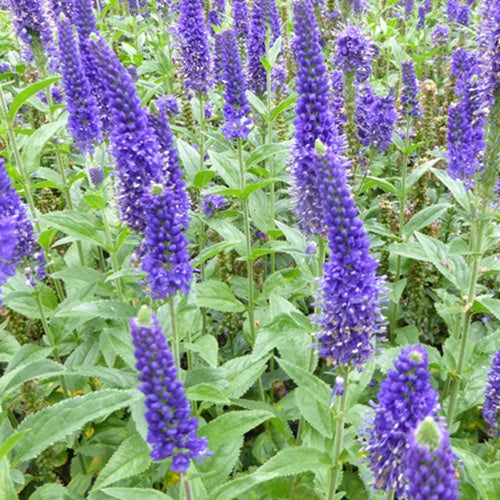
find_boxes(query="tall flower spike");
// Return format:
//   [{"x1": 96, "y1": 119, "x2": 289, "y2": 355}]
[
  {"x1": 313, "y1": 142, "x2": 384, "y2": 368},
  {"x1": 401, "y1": 60, "x2": 421, "y2": 117},
  {"x1": 364, "y1": 345, "x2": 440, "y2": 495},
  {"x1": 447, "y1": 48, "x2": 485, "y2": 185},
  {"x1": 447, "y1": 0, "x2": 470, "y2": 26},
  {"x1": 355, "y1": 83, "x2": 396, "y2": 153},
  {"x1": 483, "y1": 349, "x2": 500, "y2": 436},
  {"x1": 291, "y1": 0, "x2": 337, "y2": 235},
  {"x1": 334, "y1": 25, "x2": 375, "y2": 83},
  {"x1": 220, "y1": 29, "x2": 252, "y2": 141},
  {"x1": 130, "y1": 312, "x2": 209, "y2": 472},
  {"x1": 233, "y1": 0, "x2": 249, "y2": 42},
  {"x1": 246, "y1": 0, "x2": 282, "y2": 93},
  {"x1": 88, "y1": 35, "x2": 163, "y2": 231},
  {"x1": 57, "y1": 16, "x2": 101, "y2": 153},
  {"x1": 405, "y1": 417, "x2": 459, "y2": 500},
  {"x1": 177, "y1": 0, "x2": 212, "y2": 93},
  {"x1": 0, "y1": 216, "x2": 18, "y2": 298}
]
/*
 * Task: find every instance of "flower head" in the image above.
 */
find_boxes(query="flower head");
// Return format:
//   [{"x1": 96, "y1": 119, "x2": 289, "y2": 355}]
[
  {"x1": 130, "y1": 312, "x2": 209, "y2": 472},
  {"x1": 401, "y1": 60, "x2": 421, "y2": 117},
  {"x1": 431, "y1": 24, "x2": 450, "y2": 47},
  {"x1": 233, "y1": 0, "x2": 249, "y2": 41},
  {"x1": 364, "y1": 345, "x2": 440, "y2": 495},
  {"x1": 202, "y1": 193, "x2": 227, "y2": 217},
  {"x1": 334, "y1": 26, "x2": 375, "y2": 82},
  {"x1": 483, "y1": 349, "x2": 500, "y2": 436}
]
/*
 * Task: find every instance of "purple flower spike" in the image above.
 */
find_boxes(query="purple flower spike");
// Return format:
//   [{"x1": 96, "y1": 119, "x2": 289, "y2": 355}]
[
  {"x1": 431, "y1": 24, "x2": 450, "y2": 47},
  {"x1": 483, "y1": 349, "x2": 500, "y2": 436},
  {"x1": 0, "y1": 216, "x2": 18, "y2": 298},
  {"x1": 220, "y1": 29, "x2": 252, "y2": 141},
  {"x1": 406, "y1": 417, "x2": 459, "y2": 500},
  {"x1": 291, "y1": 0, "x2": 337, "y2": 235},
  {"x1": 57, "y1": 16, "x2": 101, "y2": 153},
  {"x1": 313, "y1": 143, "x2": 384, "y2": 368},
  {"x1": 401, "y1": 60, "x2": 421, "y2": 117},
  {"x1": 88, "y1": 35, "x2": 163, "y2": 232},
  {"x1": 130, "y1": 311, "x2": 210, "y2": 472},
  {"x1": 334, "y1": 26, "x2": 375, "y2": 82},
  {"x1": 202, "y1": 193, "x2": 227, "y2": 217},
  {"x1": 177, "y1": 0, "x2": 212, "y2": 92},
  {"x1": 364, "y1": 345, "x2": 440, "y2": 496},
  {"x1": 233, "y1": 0, "x2": 249, "y2": 41},
  {"x1": 447, "y1": 0, "x2": 469, "y2": 26}
]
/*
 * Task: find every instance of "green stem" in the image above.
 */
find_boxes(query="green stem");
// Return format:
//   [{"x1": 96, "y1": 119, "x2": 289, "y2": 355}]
[
  {"x1": 237, "y1": 138, "x2": 256, "y2": 343},
  {"x1": 168, "y1": 296, "x2": 181, "y2": 372},
  {"x1": 101, "y1": 208, "x2": 124, "y2": 301},
  {"x1": 182, "y1": 475, "x2": 193, "y2": 500},
  {"x1": 447, "y1": 200, "x2": 486, "y2": 426},
  {"x1": 386, "y1": 490, "x2": 395, "y2": 500},
  {"x1": 389, "y1": 117, "x2": 412, "y2": 341},
  {"x1": 326, "y1": 370, "x2": 349, "y2": 500}
]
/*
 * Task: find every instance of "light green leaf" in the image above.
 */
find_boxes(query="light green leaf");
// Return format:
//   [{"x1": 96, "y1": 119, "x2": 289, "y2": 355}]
[
  {"x1": 431, "y1": 168, "x2": 470, "y2": 212},
  {"x1": 186, "y1": 383, "x2": 230, "y2": 405},
  {"x1": 195, "y1": 280, "x2": 245, "y2": 313},
  {"x1": 93, "y1": 433, "x2": 151, "y2": 490},
  {"x1": 223, "y1": 353, "x2": 270, "y2": 398},
  {"x1": 473, "y1": 297, "x2": 500, "y2": 321},
  {"x1": 403, "y1": 204, "x2": 450, "y2": 238},
  {"x1": 29, "y1": 483, "x2": 79, "y2": 500},
  {"x1": 57, "y1": 301, "x2": 136, "y2": 321},
  {"x1": 0, "y1": 457, "x2": 18, "y2": 500},
  {"x1": 13, "y1": 389, "x2": 141, "y2": 465},
  {"x1": 0, "y1": 432, "x2": 30, "y2": 462},
  {"x1": 94, "y1": 488, "x2": 173, "y2": 500},
  {"x1": 294, "y1": 387, "x2": 333, "y2": 438}
]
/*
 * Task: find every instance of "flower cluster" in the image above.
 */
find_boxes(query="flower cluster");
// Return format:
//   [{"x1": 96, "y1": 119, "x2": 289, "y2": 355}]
[
  {"x1": 355, "y1": 83, "x2": 396, "y2": 152},
  {"x1": 314, "y1": 143, "x2": 384, "y2": 368},
  {"x1": 291, "y1": 0, "x2": 337, "y2": 235},
  {"x1": 233, "y1": 0, "x2": 249, "y2": 41},
  {"x1": 364, "y1": 345, "x2": 440, "y2": 495},
  {"x1": 405, "y1": 417, "x2": 459, "y2": 499},
  {"x1": 88, "y1": 35, "x2": 163, "y2": 231},
  {"x1": 334, "y1": 26, "x2": 375, "y2": 82},
  {"x1": 431, "y1": 24, "x2": 450, "y2": 47},
  {"x1": 88, "y1": 165, "x2": 104, "y2": 187},
  {"x1": 177, "y1": 0, "x2": 212, "y2": 93},
  {"x1": 130, "y1": 313, "x2": 209, "y2": 472},
  {"x1": 447, "y1": 48, "x2": 485, "y2": 184},
  {"x1": 203, "y1": 193, "x2": 227, "y2": 217},
  {"x1": 447, "y1": 0, "x2": 470, "y2": 27},
  {"x1": 401, "y1": 60, "x2": 421, "y2": 117},
  {"x1": 221, "y1": 29, "x2": 252, "y2": 141},
  {"x1": 57, "y1": 16, "x2": 101, "y2": 153},
  {"x1": 330, "y1": 70, "x2": 346, "y2": 131},
  {"x1": 483, "y1": 349, "x2": 500, "y2": 436}
]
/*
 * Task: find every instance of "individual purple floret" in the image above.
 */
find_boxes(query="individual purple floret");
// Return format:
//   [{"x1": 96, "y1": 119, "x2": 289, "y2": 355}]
[
  {"x1": 431, "y1": 24, "x2": 450, "y2": 46},
  {"x1": 130, "y1": 311, "x2": 209, "y2": 472},
  {"x1": 447, "y1": 48, "x2": 485, "y2": 185},
  {"x1": 483, "y1": 349, "x2": 500, "y2": 436},
  {"x1": 291, "y1": 0, "x2": 337, "y2": 235},
  {"x1": 220, "y1": 29, "x2": 252, "y2": 141},
  {"x1": 233, "y1": 0, "x2": 249, "y2": 41},
  {"x1": 405, "y1": 417, "x2": 459, "y2": 500},
  {"x1": 57, "y1": 16, "x2": 101, "y2": 153},
  {"x1": 364, "y1": 345, "x2": 440, "y2": 496},
  {"x1": 177, "y1": 0, "x2": 212, "y2": 92},
  {"x1": 88, "y1": 35, "x2": 163, "y2": 232},
  {"x1": 246, "y1": 0, "x2": 282, "y2": 93},
  {"x1": 88, "y1": 165, "x2": 104, "y2": 187},
  {"x1": 202, "y1": 193, "x2": 227, "y2": 217},
  {"x1": 313, "y1": 142, "x2": 385, "y2": 368},
  {"x1": 141, "y1": 184, "x2": 192, "y2": 299},
  {"x1": 334, "y1": 25, "x2": 375, "y2": 82},
  {"x1": 401, "y1": 60, "x2": 421, "y2": 117},
  {"x1": 356, "y1": 83, "x2": 397, "y2": 152}
]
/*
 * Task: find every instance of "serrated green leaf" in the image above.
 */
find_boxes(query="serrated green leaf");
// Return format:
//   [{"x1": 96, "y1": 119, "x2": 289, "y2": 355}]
[
  {"x1": 0, "y1": 432, "x2": 29, "y2": 463},
  {"x1": 186, "y1": 383, "x2": 230, "y2": 404},
  {"x1": 200, "y1": 410, "x2": 273, "y2": 448},
  {"x1": 194, "y1": 170, "x2": 216, "y2": 189},
  {"x1": 93, "y1": 433, "x2": 151, "y2": 490},
  {"x1": 195, "y1": 280, "x2": 245, "y2": 313},
  {"x1": 431, "y1": 168, "x2": 470, "y2": 212},
  {"x1": 246, "y1": 90, "x2": 268, "y2": 118},
  {"x1": 94, "y1": 488, "x2": 173, "y2": 500},
  {"x1": 223, "y1": 353, "x2": 270, "y2": 398},
  {"x1": 0, "y1": 457, "x2": 18, "y2": 500},
  {"x1": 403, "y1": 204, "x2": 450, "y2": 238},
  {"x1": 57, "y1": 301, "x2": 136, "y2": 320},
  {"x1": 12, "y1": 389, "x2": 141, "y2": 465},
  {"x1": 474, "y1": 297, "x2": 500, "y2": 321},
  {"x1": 209, "y1": 150, "x2": 239, "y2": 189},
  {"x1": 294, "y1": 387, "x2": 333, "y2": 438},
  {"x1": 29, "y1": 483, "x2": 79, "y2": 500}
]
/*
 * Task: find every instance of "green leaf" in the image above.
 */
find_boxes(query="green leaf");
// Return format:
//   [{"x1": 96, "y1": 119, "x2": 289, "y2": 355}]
[
  {"x1": 245, "y1": 143, "x2": 290, "y2": 170},
  {"x1": 473, "y1": 297, "x2": 500, "y2": 321},
  {"x1": 246, "y1": 91, "x2": 268, "y2": 118},
  {"x1": 359, "y1": 176, "x2": 396, "y2": 194},
  {"x1": 7, "y1": 76, "x2": 59, "y2": 123},
  {"x1": 0, "y1": 457, "x2": 18, "y2": 500},
  {"x1": 195, "y1": 280, "x2": 245, "y2": 313},
  {"x1": 194, "y1": 170, "x2": 216, "y2": 189},
  {"x1": 83, "y1": 193, "x2": 107, "y2": 210},
  {"x1": 406, "y1": 158, "x2": 441, "y2": 190},
  {"x1": 0, "y1": 432, "x2": 30, "y2": 462},
  {"x1": 386, "y1": 278, "x2": 407, "y2": 304},
  {"x1": 29, "y1": 483, "x2": 79, "y2": 500},
  {"x1": 270, "y1": 93, "x2": 297, "y2": 121},
  {"x1": 431, "y1": 168, "x2": 470, "y2": 211},
  {"x1": 403, "y1": 204, "x2": 450, "y2": 238},
  {"x1": 93, "y1": 488, "x2": 173, "y2": 500},
  {"x1": 177, "y1": 139, "x2": 200, "y2": 180},
  {"x1": 184, "y1": 335, "x2": 218, "y2": 367},
  {"x1": 208, "y1": 150, "x2": 240, "y2": 189},
  {"x1": 186, "y1": 383, "x2": 230, "y2": 404},
  {"x1": 200, "y1": 410, "x2": 273, "y2": 448},
  {"x1": 57, "y1": 301, "x2": 136, "y2": 321},
  {"x1": 93, "y1": 433, "x2": 151, "y2": 490},
  {"x1": 195, "y1": 241, "x2": 236, "y2": 265},
  {"x1": 294, "y1": 387, "x2": 333, "y2": 438},
  {"x1": 41, "y1": 211, "x2": 108, "y2": 248},
  {"x1": 223, "y1": 353, "x2": 270, "y2": 398},
  {"x1": 12, "y1": 389, "x2": 141, "y2": 465}
]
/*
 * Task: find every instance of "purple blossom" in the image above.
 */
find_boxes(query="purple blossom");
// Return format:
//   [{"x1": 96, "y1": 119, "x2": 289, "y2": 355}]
[
  {"x1": 483, "y1": 350, "x2": 500, "y2": 436},
  {"x1": 0, "y1": 62, "x2": 10, "y2": 73},
  {"x1": 447, "y1": 0, "x2": 469, "y2": 26},
  {"x1": 57, "y1": 16, "x2": 101, "y2": 153},
  {"x1": 364, "y1": 345, "x2": 440, "y2": 495},
  {"x1": 334, "y1": 26, "x2": 375, "y2": 82},
  {"x1": 416, "y1": 5, "x2": 426, "y2": 29},
  {"x1": 404, "y1": 0, "x2": 414, "y2": 18},
  {"x1": 88, "y1": 165, "x2": 104, "y2": 186},
  {"x1": 291, "y1": 0, "x2": 337, "y2": 235},
  {"x1": 207, "y1": 8, "x2": 221, "y2": 36},
  {"x1": 130, "y1": 313, "x2": 209, "y2": 472},
  {"x1": 202, "y1": 193, "x2": 227, "y2": 217},
  {"x1": 233, "y1": 0, "x2": 249, "y2": 41},
  {"x1": 220, "y1": 29, "x2": 252, "y2": 141},
  {"x1": 447, "y1": 49, "x2": 485, "y2": 185},
  {"x1": 355, "y1": 83, "x2": 396, "y2": 152},
  {"x1": 431, "y1": 24, "x2": 450, "y2": 47},
  {"x1": 246, "y1": 0, "x2": 282, "y2": 93},
  {"x1": 0, "y1": 216, "x2": 18, "y2": 299},
  {"x1": 401, "y1": 60, "x2": 421, "y2": 117},
  {"x1": 330, "y1": 70, "x2": 346, "y2": 131},
  {"x1": 49, "y1": 0, "x2": 74, "y2": 18},
  {"x1": 314, "y1": 143, "x2": 385, "y2": 368},
  {"x1": 88, "y1": 35, "x2": 163, "y2": 231},
  {"x1": 177, "y1": 0, "x2": 212, "y2": 92},
  {"x1": 160, "y1": 95, "x2": 180, "y2": 115},
  {"x1": 406, "y1": 417, "x2": 459, "y2": 500}
]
